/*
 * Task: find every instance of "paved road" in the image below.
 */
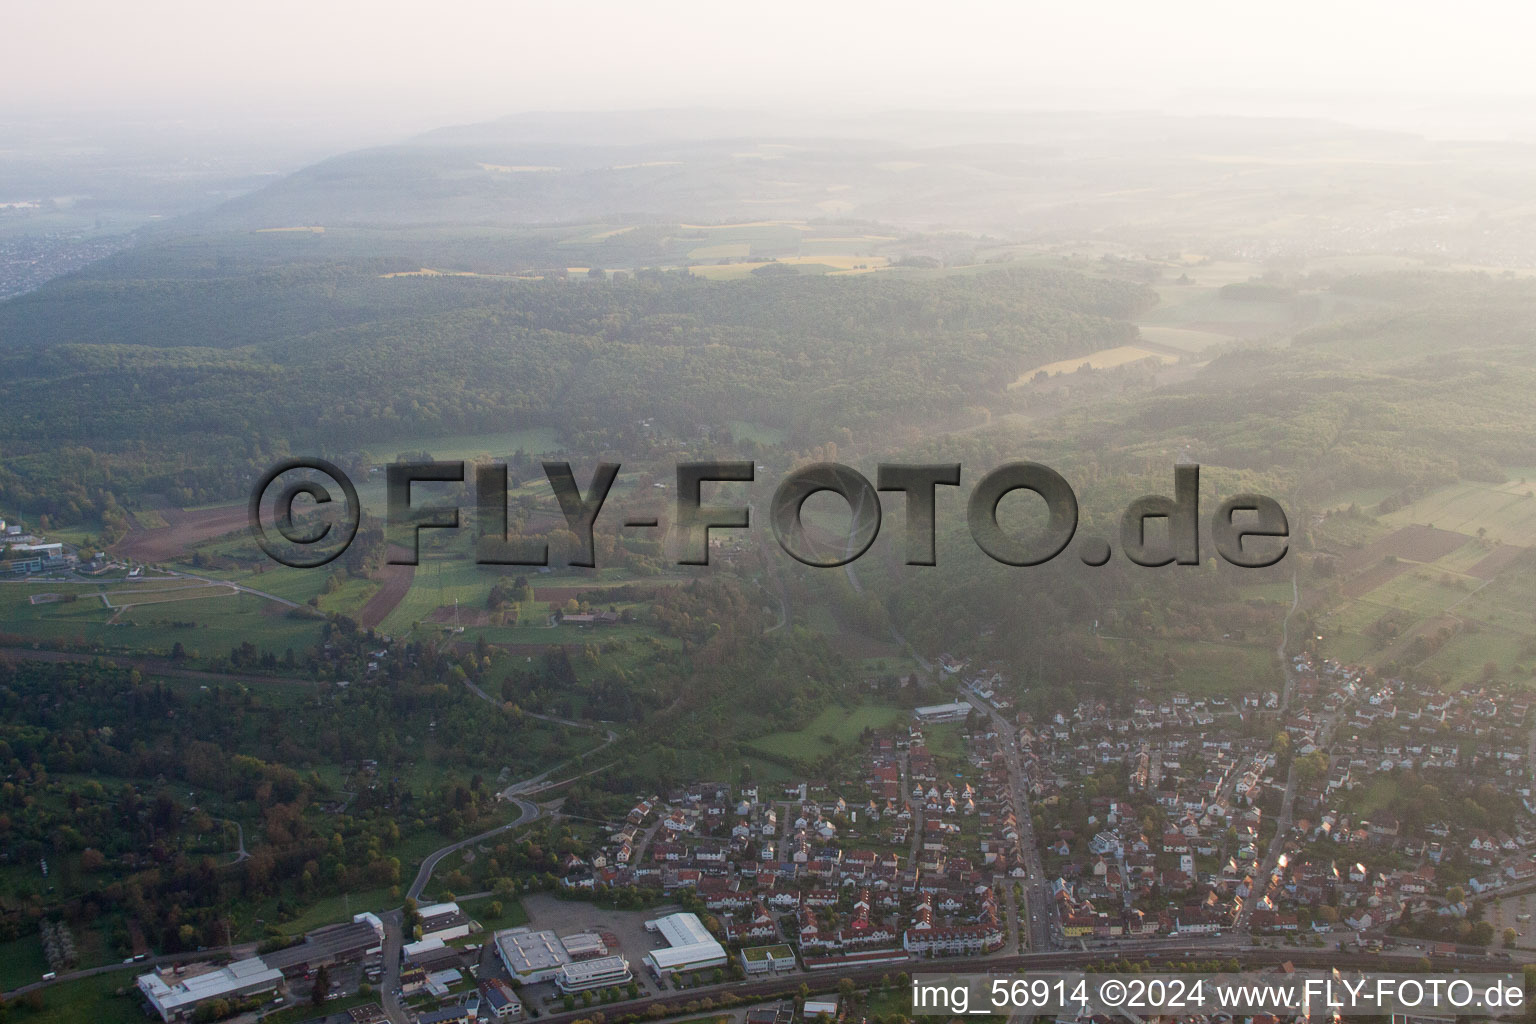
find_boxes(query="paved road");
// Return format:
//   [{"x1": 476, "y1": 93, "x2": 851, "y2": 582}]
[
  {"x1": 368, "y1": 677, "x2": 624, "y2": 1022},
  {"x1": 383, "y1": 808, "x2": 545, "y2": 1024},
  {"x1": 380, "y1": 908, "x2": 407, "y2": 1024},
  {"x1": 228, "y1": 819, "x2": 249, "y2": 863},
  {"x1": 1236, "y1": 568, "x2": 1321, "y2": 933},
  {"x1": 629, "y1": 815, "x2": 666, "y2": 868},
  {"x1": 384, "y1": 765, "x2": 546, "y2": 1023},
  {"x1": 406, "y1": 798, "x2": 541, "y2": 903},
  {"x1": 458, "y1": 677, "x2": 619, "y2": 802},
  {"x1": 3, "y1": 948, "x2": 221, "y2": 1000}
]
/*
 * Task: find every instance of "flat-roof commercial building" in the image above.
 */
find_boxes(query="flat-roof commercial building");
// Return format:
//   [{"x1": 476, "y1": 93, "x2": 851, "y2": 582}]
[
  {"x1": 558, "y1": 932, "x2": 608, "y2": 960},
  {"x1": 493, "y1": 928, "x2": 570, "y2": 983},
  {"x1": 913, "y1": 702, "x2": 971, "y2": 723},
  {"x1": 418, "y1": 902, "x2": 472, "y2": 944},
  {"x1": 745, "y1": 1002, "x2": 795, "y2": 1024},
  {"x1": 138, "y1": 958, "x2": 284, "y2": 1022},
  {"x1": 556, "y1": 954, "x2": 632, "y2": 993},
  {"x1": 641, "y1": 912, "x2": 727, "y2": 975},
  {"x1": 739, "y1": 944, "x2": 797, "y2": 974}
]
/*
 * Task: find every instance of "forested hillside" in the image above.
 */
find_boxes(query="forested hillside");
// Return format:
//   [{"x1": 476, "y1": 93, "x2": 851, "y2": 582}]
[{"x1": 0, "y1": 259, "x2": 1151, "y2": 523}]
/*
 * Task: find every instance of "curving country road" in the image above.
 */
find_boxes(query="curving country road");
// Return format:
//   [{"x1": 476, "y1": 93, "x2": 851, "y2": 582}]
[
  {"x1": 227, "y1": 819, "x2": 249, "y2": 864},
  {"x1": 379, "y1": 691, "x2": 619, "y2": 1023},
  {"x1": 377, "y1": 794, "x2": 542, "y2": 1023},
  {"x1": 406, "y1": 798, "x2": 541, "y2": 903}
]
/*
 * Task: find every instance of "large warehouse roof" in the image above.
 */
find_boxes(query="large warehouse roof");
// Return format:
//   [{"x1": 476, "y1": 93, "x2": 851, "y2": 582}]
[
  {"x1": 652, "y1": 912, "x2": 714, "y2": 948},
  {"x1": 494, "y1": 928, "x2": 570, "y2": 979},
  {"x1": 138, "y1": 958, "x2": 284, "y2": 1020},
  {"x1": 643, "y1": 913, "x2": 726, "y2": 972}
]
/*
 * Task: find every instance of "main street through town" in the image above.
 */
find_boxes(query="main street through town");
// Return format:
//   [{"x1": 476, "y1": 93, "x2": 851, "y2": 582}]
[
  {"x1": 1236, "y1": 567, "x2": 1318, "y2": 934},
  {"x1": 965, "y1": 692, "x2": 1054, "y2": 951}
]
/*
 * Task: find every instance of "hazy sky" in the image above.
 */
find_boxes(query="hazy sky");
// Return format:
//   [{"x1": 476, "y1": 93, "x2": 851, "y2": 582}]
[{"x1": 9, "y1": 0, "x2": 1536, "y2": 140}]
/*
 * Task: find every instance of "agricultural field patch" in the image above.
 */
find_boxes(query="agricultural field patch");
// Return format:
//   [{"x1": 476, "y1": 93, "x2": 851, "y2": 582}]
[
  {"x1": 128, "y1": 508, "x2": 168, "y2": 529},
  {"x1": 1353, "y1": 568, "x2": 1476, "y2": 619},
  {"x1": 0, "y1": 582, "x2": 322, "y2": 657},
  {"x1": 113, "y1": 503, "x2": 248, "y2": 563},
  {"x1": 1, "y1": 972, "x2": 147, "y2": 1024},
  {"x1": 1448, "y1": 570, "x2": 1536, "y2": 635},
  {"x1": 685, "y1": 256, "x2": 870, "y2": 280},
  {"x1": 1465, "y1": 545, "x2": 1528, "y2": 579},
  {"x1": 1417, "y1": 629, "x2": 1533, "y2": 690},
  {"x1": 1333, "y1": 525, "x2": 1471, "y2": 575},
  {"x1": 1012, "y1": 345, "x2": 1177, "y2": 386},
  {"x1": 1339, "y1": 560, "x2": 1410, "y2": 599},
  {"x1": 687, "y1": 243, "x2": 751, "y2": 259},
  {"x1": 1133, "y1": 324, "x2": 1231, "y2": 352},
  {"x1": 1380, "y1": 478, "x2": 1536, "y2": 547},
  {"x1": 726, "y1": 420, "x2": 788, "y2": 445}
]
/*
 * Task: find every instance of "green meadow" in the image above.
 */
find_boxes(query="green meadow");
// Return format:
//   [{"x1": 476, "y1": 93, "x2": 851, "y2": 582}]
[{"x1": 748, "y1": 703, "x2": 909, "y2": 762}]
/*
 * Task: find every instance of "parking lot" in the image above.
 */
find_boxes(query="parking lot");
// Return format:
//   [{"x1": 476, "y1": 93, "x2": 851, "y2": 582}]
[
  {"x1": 521, "y1": 893, "x2": 692, "y2": 974},
  {"x1": 1487, "y1": 889, "x2": 1535, "y2": 947}
]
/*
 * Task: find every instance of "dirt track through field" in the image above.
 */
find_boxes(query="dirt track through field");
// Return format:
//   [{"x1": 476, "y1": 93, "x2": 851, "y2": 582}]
[{"x1": 358, "y1": 558, "x2": 414, "y2": 630}]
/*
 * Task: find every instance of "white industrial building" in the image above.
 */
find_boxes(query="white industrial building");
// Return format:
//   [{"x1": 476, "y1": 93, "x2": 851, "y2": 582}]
[
  {"x1": 913, "y1": 701, "x2": 971, "y2": 723},
  {"x1": 417, "y1": 901, "x2": 471, "y2": 943},
  {"x1": 138, "y1": 958, "x2": 284, "y2": 1021},
  {"x1": 803, "y1": 999, "x2": 840, "y2": 1020},
  {"x1": 404, "y1": 935, "x2": 448, "y2": 960},
  {"x1": 556, "y1": 954, "x2": 632, "y2": 993},
  {"x1": 641, "y1": 912, "x2": 727, "y2": 975}
]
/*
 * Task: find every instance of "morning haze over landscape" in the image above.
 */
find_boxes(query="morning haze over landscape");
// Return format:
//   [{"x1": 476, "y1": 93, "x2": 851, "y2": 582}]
[{"x1": 5, "y1": 3, "x2": 1536, "y2": 1023}]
